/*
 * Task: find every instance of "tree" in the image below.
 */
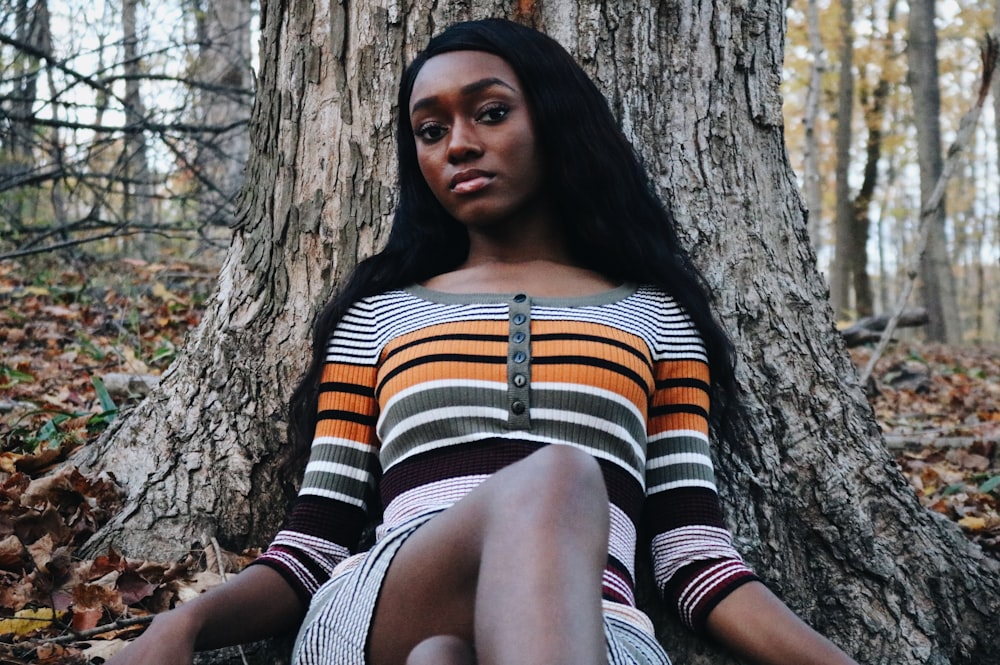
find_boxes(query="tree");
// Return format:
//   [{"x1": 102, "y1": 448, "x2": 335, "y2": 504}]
[
  {"x1": 190, "y1": 0, "x2": 254, "y2": 226},
  {"x1": 907, "y1": 0, "x2": 962, "y2": 342},
  {"x1": 830, "y1": 0, "x2": 856, "y2": 320},
  {"x1": 74, "y1": 1, "x2": 1000, "y2": 663}
]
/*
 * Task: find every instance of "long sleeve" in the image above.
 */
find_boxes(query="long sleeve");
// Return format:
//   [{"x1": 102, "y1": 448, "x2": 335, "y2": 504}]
[
  {"x1": 644, "y1": 314, "x2": 758, "y2": 633},
  {"x1": 253, "y1": 313, "x2": 382, "y2": 603}
]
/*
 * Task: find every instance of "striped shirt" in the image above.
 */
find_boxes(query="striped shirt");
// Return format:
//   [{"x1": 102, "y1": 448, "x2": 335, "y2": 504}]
[{"x1": 256, "y1": 284, "x2": 757, "y2": 634}]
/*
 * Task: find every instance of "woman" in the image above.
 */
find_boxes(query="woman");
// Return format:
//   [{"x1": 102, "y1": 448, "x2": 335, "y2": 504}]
[{"x1": 110, "y1": 18, "x2": 860, "y2": 665}]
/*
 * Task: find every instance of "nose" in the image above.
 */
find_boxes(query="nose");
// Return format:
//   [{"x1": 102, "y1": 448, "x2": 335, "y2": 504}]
[{"x1": 446, "y1": 119, "x2": 482, "y2": 164}]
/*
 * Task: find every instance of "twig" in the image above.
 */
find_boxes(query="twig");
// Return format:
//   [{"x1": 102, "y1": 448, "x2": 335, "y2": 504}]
[
  {"x1": 859, "y1": 34, "x2": 998, "y2": 385},
  {"x1": 25, "y1": 615, "x2": 154, "y2": 647}
]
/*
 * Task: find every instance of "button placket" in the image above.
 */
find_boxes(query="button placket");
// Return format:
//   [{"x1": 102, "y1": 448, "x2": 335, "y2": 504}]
[{"x1": 507, "y1": 293, "x2": 532, "y2": 429}]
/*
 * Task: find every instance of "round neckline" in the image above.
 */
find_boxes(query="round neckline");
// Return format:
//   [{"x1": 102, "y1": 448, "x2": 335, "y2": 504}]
[{"x1": 403, "y1": 282, "x2": 638, "y2": 307}]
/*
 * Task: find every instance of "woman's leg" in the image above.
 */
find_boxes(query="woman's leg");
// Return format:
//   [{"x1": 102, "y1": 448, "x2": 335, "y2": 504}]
[
  {"x1": 406, "y1": 635, "x2": 475, "y2": 665},
  {"x1": 368, "y1": 444, "x2": 610, "y2": 665}
]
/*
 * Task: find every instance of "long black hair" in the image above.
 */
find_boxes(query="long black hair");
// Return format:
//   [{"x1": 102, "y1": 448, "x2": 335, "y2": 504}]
[{"x1": 286, "y1": 18, "x2": 740, "y2": 471}]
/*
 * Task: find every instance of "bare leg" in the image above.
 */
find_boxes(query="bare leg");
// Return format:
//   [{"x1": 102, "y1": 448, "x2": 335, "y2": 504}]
[
  {"x1": 368, "y1": 445, "x2": 610, "y2": 665},
  {"x1": 406, "y1": 635, "x2": 475, "y2": 665}
]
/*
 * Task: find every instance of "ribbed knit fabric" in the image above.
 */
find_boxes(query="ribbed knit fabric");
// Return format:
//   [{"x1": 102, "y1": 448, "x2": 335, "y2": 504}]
[{"x1": 254, "y1": 284, "x2": 758, "y2": 634}]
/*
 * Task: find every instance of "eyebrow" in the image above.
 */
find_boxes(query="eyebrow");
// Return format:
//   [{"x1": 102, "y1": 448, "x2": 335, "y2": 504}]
[{"x1": 409, "y1": 77, "x2": 517, "y2": 115}]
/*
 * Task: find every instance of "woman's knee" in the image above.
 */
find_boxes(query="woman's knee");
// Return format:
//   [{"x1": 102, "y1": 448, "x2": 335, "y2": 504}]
[
  {"x1": 406, "y1": 635, "x2": 475, "y2": 665},
  {"x1": 494, "y1": 445, "x2": 610, "y2": 536}
]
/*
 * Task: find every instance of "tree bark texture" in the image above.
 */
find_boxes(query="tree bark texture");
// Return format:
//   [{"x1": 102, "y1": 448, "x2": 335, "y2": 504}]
[
  {"x1": 907, "y1": 0, "x2": 962, "y2": 343},
  {"x1": 75, "y1": 1, "x2": 1000, "y2": 663}
]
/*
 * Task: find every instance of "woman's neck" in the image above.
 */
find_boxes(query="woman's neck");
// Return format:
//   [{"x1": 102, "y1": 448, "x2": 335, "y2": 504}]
[{"x1": 421, "y1": 259, "x2": 619, "y2": 298}]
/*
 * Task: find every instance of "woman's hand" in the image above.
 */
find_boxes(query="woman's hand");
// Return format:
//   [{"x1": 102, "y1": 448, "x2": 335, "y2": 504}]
[
  {"x1": 106, "y1": 611, "x2": 200, "y2": 665},
  {"x1": 706, "y1": 581, "x2": 860, "y2": 665},
  {"x1": 107, "y1": 565, "x2": 304, "y2": 664}
]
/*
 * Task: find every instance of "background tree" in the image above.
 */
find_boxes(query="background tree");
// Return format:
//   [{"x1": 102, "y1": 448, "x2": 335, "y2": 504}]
[
  {"x1": 71, "y1": 1, "x2": 1000, "y2": 663},
  {"x1": 830, "y1": 0, "x2": 857, "y2": 319},
  {"x1": 190, "y1": 0, "x2": 254, "y2": 226},
  {"x1": 906, "y1": 0, "x2": 962, "y2": 342}
]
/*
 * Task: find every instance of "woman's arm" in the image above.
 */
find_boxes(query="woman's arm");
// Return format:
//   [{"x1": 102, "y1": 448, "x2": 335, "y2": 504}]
[
  {"x1": 705, "y1": 580, "x2": 859, "y2": 665},
  {"x1": 107, "y1": 565, "x2": 304, "y2": 664}
]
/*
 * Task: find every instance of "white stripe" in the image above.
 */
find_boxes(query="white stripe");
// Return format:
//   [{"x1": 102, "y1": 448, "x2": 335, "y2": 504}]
[
  {"x1": 303, "y1": 460, "x2": 371, "y2": 483},
  {"x1": 299, "y1": 486, "x2": 367, "y2": 508},
  {"x1": 647, "y1": 477, "x2": 717, "y2": 494},
  {"x1": 310, "y1": 437, "x2": 375, "y2": 453},
  {"x1": 608, "y1": 503, "x2": 638, "y2": 579},
  {"x1": 645, "y1": 451, "x2": 714, "y2": 471},
  {"x1": 647, "y1": 428, "x2": 709, "y2": 444}
]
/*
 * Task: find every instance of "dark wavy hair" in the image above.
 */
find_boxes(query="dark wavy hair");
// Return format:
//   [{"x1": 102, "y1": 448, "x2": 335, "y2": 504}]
[{"x1": 286, "y1": 18, "x2": 740, "y2": 472}]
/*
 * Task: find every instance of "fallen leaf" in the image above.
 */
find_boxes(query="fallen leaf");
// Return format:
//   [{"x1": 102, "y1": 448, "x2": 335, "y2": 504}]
[
  {"x1": 959, "y1": 516, "x2": 988, "y2": 531},
  {"x1": 0, "y1": 606, "x2": 67, "y2": 637}
]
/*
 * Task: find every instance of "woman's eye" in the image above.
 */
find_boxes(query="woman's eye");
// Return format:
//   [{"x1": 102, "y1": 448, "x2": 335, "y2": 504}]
[
  {"x1": 415, "y1": 123, "x2": 446, "y2": 141},
  {"x1": 478, "y1": 104, "x2": 509, "y2": 123}
]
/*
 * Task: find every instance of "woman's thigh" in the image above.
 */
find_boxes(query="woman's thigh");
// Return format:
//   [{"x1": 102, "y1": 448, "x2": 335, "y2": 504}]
[{"x1": 367, "y1": 444, "x2": 610, "y2": 665}]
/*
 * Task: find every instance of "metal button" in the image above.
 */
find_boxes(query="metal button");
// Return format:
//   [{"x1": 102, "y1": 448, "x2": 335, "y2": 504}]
[
  {"x1": 512, "y1": 332, "x2": 526, "y2": 344},
  {"x1": 511, "y1": 400, "x2": 526, "y2": 415},
  {"x1": 513, "y1": 373, "x2": 527, "y2": 387},
  {"x1": 513, "y1": 314, "x2": 527, "y2": 325},
  {"x1": 513, "y1": 293, "x2": 527, "y2": 303},
  {"x1": 513, "y1": 351, "x2": 526, "y2": 363}
]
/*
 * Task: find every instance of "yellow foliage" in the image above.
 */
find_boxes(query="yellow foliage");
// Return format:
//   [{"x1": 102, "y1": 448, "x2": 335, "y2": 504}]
[{"x1": 0, "y1": 607, "x2": 69, "y2": 637}]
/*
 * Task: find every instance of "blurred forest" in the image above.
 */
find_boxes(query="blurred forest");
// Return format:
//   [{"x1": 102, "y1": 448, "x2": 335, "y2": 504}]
[
  {"x1": 1, "y1": 0, "x2": 998, "y2": 345},
  {"x1": 783, "y1": 0, "x2": 999, "y2": 342},
  {"x1": 0, "y1": 0, "x2": 253, "y2": 263}
]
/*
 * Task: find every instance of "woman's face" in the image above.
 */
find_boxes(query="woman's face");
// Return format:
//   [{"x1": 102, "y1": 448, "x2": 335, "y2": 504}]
[{"x1": 408, "y1": 50, "x2": 548, "y2": 232}]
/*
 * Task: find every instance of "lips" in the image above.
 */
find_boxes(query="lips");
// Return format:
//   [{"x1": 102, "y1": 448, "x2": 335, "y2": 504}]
[{"x1": 449, "y1": 169, "x2": 494, "y2": 193}]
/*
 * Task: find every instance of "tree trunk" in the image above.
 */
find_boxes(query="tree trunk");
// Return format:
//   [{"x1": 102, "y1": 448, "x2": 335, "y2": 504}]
[
  {"x1": 120, "y1": 0, "x2": 155, "y2": 233},
  {"x1": 191, "y1": 0, "x2": 253, "y2": 227},
  {"x1": 76, "y1": 1, "x2": 1000, "y2": 663},
  {"x1": 830, "y1": 0, "x2": 855, "y2": 319},
  {"x1": 907, "y1": 0, "x2": 962, "y2": 343},
  {"x1": 802, "y1": 0, "x2": 824, "y2": 254}
]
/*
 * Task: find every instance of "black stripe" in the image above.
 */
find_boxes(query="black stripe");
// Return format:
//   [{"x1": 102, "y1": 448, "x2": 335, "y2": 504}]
[
  {"x1": 533, "y1": 355, "x2": 649, "y2": 392},
  {"x1": 319, "y1": 381, "x2": 375, "y2": 397},
  {"x1": 655, "y1": 377, "x2": 710, "y2": 392},
  {"x1": 648, "y1": 403, "x2": 709, "y2": 420},
  {"x1": 316, "y1": 409, "x2": 377, "y2": 426},
  {"x1": 533, "y1": 332, "x2": 650, "y2": 367},
  {"x1": 377, "y1": 353, "x2": 507, "y2": 399},
  {"x1": 384, "y1": 333, "x2": 507, "y2": 362}
]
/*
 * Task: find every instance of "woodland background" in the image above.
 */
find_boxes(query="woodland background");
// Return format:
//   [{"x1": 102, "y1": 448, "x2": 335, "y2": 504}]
[{"x1": 1, "y1": 0, "x2": 1000, "y2": 662}]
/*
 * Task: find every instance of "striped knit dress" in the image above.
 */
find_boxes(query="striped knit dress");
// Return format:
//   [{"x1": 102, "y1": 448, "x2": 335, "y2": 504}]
[{"x1": 255, "y1": 283, "x2": 757, "y2": 643}]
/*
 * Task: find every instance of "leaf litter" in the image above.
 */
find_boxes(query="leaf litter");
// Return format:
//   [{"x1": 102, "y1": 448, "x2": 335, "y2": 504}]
[{"x1": 3, "y1": 256, "x2": 1000, "y2": 661}]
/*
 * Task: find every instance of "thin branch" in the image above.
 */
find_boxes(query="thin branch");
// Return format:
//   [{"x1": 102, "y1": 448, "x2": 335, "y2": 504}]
[
  {"x1": 35, "y1": 615, "x2": 154, "y2": 646},
  {"x1": 859, "y1": 34, "x2": 998, "y2": 384}
]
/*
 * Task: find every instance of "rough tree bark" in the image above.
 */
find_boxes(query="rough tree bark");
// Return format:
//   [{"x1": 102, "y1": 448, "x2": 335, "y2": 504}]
[{"x1": 74, "y1": 1, "x2": 1000, "y2": 664}]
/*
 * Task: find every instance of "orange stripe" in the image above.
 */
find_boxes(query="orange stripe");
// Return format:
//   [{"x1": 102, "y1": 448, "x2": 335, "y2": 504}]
[{"x1": 378, "y1": 360, "x2": 506, "y2": 404}]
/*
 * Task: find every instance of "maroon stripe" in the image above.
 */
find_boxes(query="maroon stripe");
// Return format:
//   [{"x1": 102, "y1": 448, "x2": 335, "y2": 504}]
[
  {"x1": 642, "y1": 486, "x2": 726, "y2": 535},
  {"x1": 380, "y1": 439, "x2": 644, "y2": 529}
]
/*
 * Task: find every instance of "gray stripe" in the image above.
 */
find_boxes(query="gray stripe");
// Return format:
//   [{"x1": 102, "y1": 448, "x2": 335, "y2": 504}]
[{"x1": 646, "y1": 460, "x2": 717, "y2": 488}]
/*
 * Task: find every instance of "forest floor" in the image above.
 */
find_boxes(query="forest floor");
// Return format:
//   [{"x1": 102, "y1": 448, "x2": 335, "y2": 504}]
[{"x1": 1, "y1": 256, "x2": 999, "y2": 663}]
